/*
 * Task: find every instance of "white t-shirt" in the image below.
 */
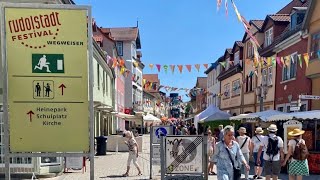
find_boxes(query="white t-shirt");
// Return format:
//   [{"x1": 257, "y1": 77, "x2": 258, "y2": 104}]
[
  {"x1": 288, "y1": 138, "x2": 305, "y2": 155},
  {"x1": 252, "y1": 135, "x2": 265, "y2": 152},
  {"x1": 237, "y1": 135, "x2": 250, "y2": 153},
  {"x1": 261, "y1": 134, "x2": 284, "y2": 161}
]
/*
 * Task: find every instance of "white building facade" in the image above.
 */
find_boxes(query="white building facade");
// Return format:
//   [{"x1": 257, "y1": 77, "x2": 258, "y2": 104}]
[{"x1": 205, "y1": 60, "x2": 221, "y2": 108}]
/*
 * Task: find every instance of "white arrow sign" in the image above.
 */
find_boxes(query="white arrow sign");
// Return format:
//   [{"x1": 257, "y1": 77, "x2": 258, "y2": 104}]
[{"x1": 300, "y1": 95, "x2": 320, "y2": 100}]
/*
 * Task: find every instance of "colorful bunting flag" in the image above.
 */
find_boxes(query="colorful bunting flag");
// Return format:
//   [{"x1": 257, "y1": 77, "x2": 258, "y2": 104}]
[
  {"x1": 149, "y1": 64, "x2": 154, "y2": 70},
  {"x1": 195, "y1": 64, "x2": 200, "y2": 72},
  {"x1": 298, "y1": 54, "x2": 302, "y2": 68},
  {"x1": 203, "y1": 64, "x2": 209, "y2": 69},
  {"x1": 186, "y1": 65, "x2": 192, "y2": 72},
  {"x1": 119, "y1": 58, "x2": 125, "y2": 67},
  {"x1": 276, "y1": 57, "x2": 281, "y2": 66},
  {"x1": 156, "y1": 64, "x2": 161, "y2": 72},
  {"x1": 272, "y1": 57, "x2": 276, "y2": 66},
  {"x1": 178, "y1": 65, "x2": 183, "y2": 73},
  {"x1": 170, "y1": 65, "x2": 175, "y2": 74},
  {"x1": 112, "y1": 58, "x2": 118, "y2": 68},
  {"x1": 163, "y1": 65, "x2": 168, "y2": 74},
  {"x1": 303, "y1": 53, "x2": 309, "y2": 68},
  {"x1": 220, "y1": 62, "x2": 226, "y2": 68},
  {"x1": 231, "y1": 0, "x2": 241, "y2": 22},
  {"x1": 280, "y1": 57, "x2": 285, "y2": 66},
  {"x1": 267, "y1": 57, "x2": 271, "y2": 66},
  {"x1": 120, "y1": 67, "x2": 125, "y2": 75}
]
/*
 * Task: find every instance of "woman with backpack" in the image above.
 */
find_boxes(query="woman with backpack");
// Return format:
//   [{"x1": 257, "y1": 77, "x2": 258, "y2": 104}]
[{"x1": 282, "y1": 128, "x2": 309, "y2": 180}]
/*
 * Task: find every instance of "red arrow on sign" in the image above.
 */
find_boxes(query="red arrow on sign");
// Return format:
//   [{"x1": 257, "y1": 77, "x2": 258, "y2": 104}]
[
  {"x1": 27, "y1": 111, "x2": 34, "y2": 122},
  {"x1": 59, "y1": 84, "x2": 66, "y2": 95}
]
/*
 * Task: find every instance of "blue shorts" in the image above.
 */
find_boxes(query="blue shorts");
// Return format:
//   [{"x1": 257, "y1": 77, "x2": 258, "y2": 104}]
[{"x1": 253, "y1": 152, "x2": 265, "y2": 167}]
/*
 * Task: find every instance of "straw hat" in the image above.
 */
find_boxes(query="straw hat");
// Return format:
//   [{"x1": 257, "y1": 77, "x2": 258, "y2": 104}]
[
  {"x1": 288, "y1": 128, "x2": 305, "y2": 136},
  {"x1": 255, "y1": 127, "x2": 264, "y2": 134},
  {"x1": 267, "y1": 124, "x2": 278, "y2": 132},
  {"x1": 238, "y1": 127, "x2": 247, "y2": 134}
]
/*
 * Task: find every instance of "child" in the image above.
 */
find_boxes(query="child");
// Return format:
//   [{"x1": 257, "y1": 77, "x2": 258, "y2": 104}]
[{"x1": 123, "y1": 131, "x2": 142, "y2": 177}]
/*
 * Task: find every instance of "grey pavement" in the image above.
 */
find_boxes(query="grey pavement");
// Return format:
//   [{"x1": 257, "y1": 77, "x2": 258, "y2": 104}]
[{"x1": 45, "y1": 135, "x2": 320, "y2": 180}]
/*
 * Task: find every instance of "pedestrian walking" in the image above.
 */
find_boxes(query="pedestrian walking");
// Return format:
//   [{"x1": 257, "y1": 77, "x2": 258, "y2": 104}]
[
  {"x1": 257, "y1": 124, "x2": 284, "y2": 180},
  {"x1": 122, "y1": 131, "x2": 142, "y2": 177},
  {"x1": 236, "y1": 127, "x2": 251, "y2": 180},
  {"x1": 282, "y1": 128, "x2": 309, "y2": 180},
  {"x1": 189, "y1": 123, "x2": 197, "y2": 135},
  {"x1": 218, "y1": 125, "x2": 224, "y2": 142},
  {"x1": 207, "y1": 130, "x2": 217, "y2": 175},
  {"x1": 212, "y1": 125, "x2": 250, "y2": 180},
  {"x1": 251, "y1": 127, "x2": 265, "y2": 179}
]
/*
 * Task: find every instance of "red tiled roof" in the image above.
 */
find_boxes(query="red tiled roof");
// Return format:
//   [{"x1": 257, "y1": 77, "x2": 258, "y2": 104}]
[
  {"x1": 277, "y1": 0, "x2": 310, "y2": 14},
  {"x1": 101, "y1": 27, "x2": 139, "y2": 41},
  {"x1": 196, "y1": 77, "x2": 207, "y2": 89},
  {"x1": 268, "y1": 14, "x2": 291, "y2": 22},
  {"x1": 250, "y1": 20, "x2": 264, "y2": 30}
]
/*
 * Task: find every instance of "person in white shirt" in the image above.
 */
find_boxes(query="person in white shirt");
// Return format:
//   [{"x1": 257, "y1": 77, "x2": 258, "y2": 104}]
[
  {"x1": 251, "y1": 127, "x2": 265, "y2": 179},
  {"x1": 236, "y1": 127, "x2": 251, "y2": 180},
  {"x1": 257, "y1": 124, "x2": 284, "y2": 180}
]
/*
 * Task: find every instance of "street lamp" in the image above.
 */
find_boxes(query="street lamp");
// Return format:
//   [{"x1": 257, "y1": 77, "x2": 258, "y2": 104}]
[{"x1": 255, "y1": 82, "x2": 268, "y2": 112}]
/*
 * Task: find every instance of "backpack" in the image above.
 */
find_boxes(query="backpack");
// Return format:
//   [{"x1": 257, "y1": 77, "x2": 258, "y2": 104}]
[
  {"x1": 266, "y1": 136, "x2": 280, "y2": 159},
  {"x1": 292, "y1": 139, "x2": 309, "y2": 161}
]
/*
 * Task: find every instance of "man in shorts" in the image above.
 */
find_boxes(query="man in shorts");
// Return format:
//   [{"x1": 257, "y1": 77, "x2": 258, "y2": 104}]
[{"x1": 257, "y1": 124, "x2": 284, "y2": 180}]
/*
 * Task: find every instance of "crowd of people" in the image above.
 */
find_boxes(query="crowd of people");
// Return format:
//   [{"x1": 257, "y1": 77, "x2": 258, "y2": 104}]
[
  {"x1": 209, "y1": 124, "x2": 309, "y2": 180},
  {"x1": 124, "y1": 120, "x2": 310, "y2": 180}
]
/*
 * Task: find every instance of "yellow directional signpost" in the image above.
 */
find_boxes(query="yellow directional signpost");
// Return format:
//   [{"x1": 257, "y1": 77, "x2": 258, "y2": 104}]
[{"x1": 5, "y1": 7, "x2": 89, "y2": 152}]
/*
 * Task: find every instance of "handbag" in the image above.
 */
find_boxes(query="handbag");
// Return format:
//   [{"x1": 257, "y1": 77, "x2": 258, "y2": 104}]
[{"x1": 225, "y1": 147, "x2": 241, "y2": 180}]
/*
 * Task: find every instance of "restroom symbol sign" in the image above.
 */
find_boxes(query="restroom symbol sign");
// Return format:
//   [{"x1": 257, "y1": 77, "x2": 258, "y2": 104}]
[{"x1": 33, "y1": 80, "x2": 54, "y2": 99}]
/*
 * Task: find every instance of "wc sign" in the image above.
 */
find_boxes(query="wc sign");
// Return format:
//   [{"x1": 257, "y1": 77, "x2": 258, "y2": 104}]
[{"x1": 32, "y1": 54, "x2": 65, "y2": 73}]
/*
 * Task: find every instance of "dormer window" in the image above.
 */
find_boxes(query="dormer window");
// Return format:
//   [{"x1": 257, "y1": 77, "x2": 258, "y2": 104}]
[
  {"x1": 234, "y1": 51, "x2": 240, "y2": 65},
  {"x1": 265, "y1": 27, "x2": 273, "y2": 47},
  {"x1": 291, "y1": 11, "x2": 305, "y2": 30}
]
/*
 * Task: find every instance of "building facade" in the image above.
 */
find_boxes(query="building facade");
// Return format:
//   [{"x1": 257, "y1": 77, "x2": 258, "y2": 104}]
[
  {"x1": 219, "y1": 46, "x2": 243, "y2": 116},
  {"x1": 205, "y1": 59, "x2": 221, "y2": 108},
  {"x1": 304, "y1": 0, "x2": 320, "y2": 110},
  {"x1": 195, "y1": 77, "x2": 207, "y2": 113},
  {"x1": 242, "y1": 20, "x2": 264, "y2": 113},
  {"x1": 274, "y1": 6, "x2": 311, "y2": 112}
]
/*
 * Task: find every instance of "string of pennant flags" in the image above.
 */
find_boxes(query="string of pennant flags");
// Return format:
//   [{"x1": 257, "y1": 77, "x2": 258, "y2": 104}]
[{"x1": 148, "y1": 64, "x2": 209, "y2": 73}]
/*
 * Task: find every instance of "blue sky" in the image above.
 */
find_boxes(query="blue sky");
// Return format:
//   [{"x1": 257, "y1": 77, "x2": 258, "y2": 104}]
[{"x1": 75, "y1": 0, "x2": 291, "y2": 101}]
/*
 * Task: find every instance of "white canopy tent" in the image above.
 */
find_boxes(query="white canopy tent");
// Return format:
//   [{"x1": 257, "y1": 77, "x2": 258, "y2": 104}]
[
  {"x1": 194, "y1": 105, "x2": 231, "y2": 128},
  {"x1": 229, "y1": 110, "x2": 287, "y2": 122},
  {"x1": 267, "y1": 110, "x2": 320, "y2": 121},
  {"x1": 143, "y1": 114, "x2": 161, "y2": 122}
]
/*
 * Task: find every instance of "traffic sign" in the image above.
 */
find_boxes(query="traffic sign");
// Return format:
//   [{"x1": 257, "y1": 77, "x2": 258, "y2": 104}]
[
  {"x1": 165, "y1": 136, "x2": 203, "y2": 174},
  {"x1": 152, "y1": 126, "x2": 172, "y2": 144},
  {"x1": 300, "y1": 95, "x2": 320, "y2": 100},
  {"x1": 290, "y1": 106, "x2": 300, "y2": 111},
  {"x1": 5, "y1": 7, "x2": 89, "y2": 152}
]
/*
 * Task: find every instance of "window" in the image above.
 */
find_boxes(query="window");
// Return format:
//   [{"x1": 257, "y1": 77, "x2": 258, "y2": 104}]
[
  {"x1": 103, "y1": 71, "x2": 105, "y2": 95},
  {"x1": 246, "y1": 75, "x2": 253, "y2": 92},
  {"x1": 291, "y1": 12, "x2": 305, "y2": 30},
  {"x1": 245, "y1": 76, "x2": 248, "y2": 92},
  {"x1": 232, "y1": 79, "x2": 240, "y2": 96},
  {"x1": 282, "y1": 53, "x2": 297, "y2": 81},
  {"x1": 224, "y1": 83, "x2": 230, "y2": 99},
  {"x1": 97, "y1": 63, "x2": 100, "y2": 90},
  {"x1": 106, "y1": 74, "x2": 109, "y2": 95},
  {"x1": 116, "y1": 41, "x2": 123, "y2": 56},
  {"x1": 277, "y1": 106, "x2": 284, "y2": 112},
  {"x1": 311, "y1": 32, "x2": 320, "y2": 60},
  {"x1": 262, "y1": 68, "x2": 267, "y2": 85},
  {"x1": 226, "y1": 58, "x2": 230, "y2": 70},
  {"x1": 268, "y1": 66, "x2": 273, "y2": 85},
  {"x1": 234, "y1": 51, "x2": 240, "y2": 65},
  {"x1": 265, "y1": 28, "x2": 273, "y2": 47},
  {"x1": 247, "y1": 41, "x2": 254, "y2": 58}
]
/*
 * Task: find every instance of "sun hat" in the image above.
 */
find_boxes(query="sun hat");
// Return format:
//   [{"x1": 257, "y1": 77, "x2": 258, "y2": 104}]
[
  {"x1": 238, "y1": 127, "x2": 247, "y2": 134},
  {"x1": 255, "y1": 127, "x2": 264, "y2": 134},
  {"x1": 267, "y1": 124, "x2": 278, "y2": 132},
  {"x1": 288, "y1": 128, "x2": 305, "y2": 136}
]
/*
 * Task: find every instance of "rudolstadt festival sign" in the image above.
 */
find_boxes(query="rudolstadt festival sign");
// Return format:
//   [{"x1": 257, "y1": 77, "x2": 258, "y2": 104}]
[{"x1": 4, "y1": 6, "x2": 89, "y2": 152}]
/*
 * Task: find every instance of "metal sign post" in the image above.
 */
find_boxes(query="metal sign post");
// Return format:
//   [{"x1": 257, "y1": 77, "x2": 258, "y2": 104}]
[
  {"x1": 150, "y1": 125, "x2": 172, "y2": 179},
  {"x1": 1, "y1": 3, "x2": 94, "y2": 180}
]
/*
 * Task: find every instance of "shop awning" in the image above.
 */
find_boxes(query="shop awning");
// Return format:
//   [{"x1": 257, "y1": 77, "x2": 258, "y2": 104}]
[
  {"x1": 267, "y1": 110, "x2": 320, "y2": 121},
  {"x1": 115, "y1": 112, "x2": 143, "y2": 123},
  {"x1": 196, "y1": 105, "x2": 231, "y2": 124},
  {"x1": 143, "y1": 114, "x2": 161, "y2": 122},
  {"x1": 230, "y1": 110, "x2": 286, "y2": 122}
]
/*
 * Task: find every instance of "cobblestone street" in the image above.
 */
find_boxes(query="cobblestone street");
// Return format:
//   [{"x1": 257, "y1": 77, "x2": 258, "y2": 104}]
[{"x1": 44, "y1": 135, "x2": 320, "y2": 180}]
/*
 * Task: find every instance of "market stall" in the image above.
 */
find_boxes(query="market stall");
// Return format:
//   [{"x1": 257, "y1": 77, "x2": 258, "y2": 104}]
[{"x1": 266, "y1": 110, "x2": 320, "y2": 174}]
